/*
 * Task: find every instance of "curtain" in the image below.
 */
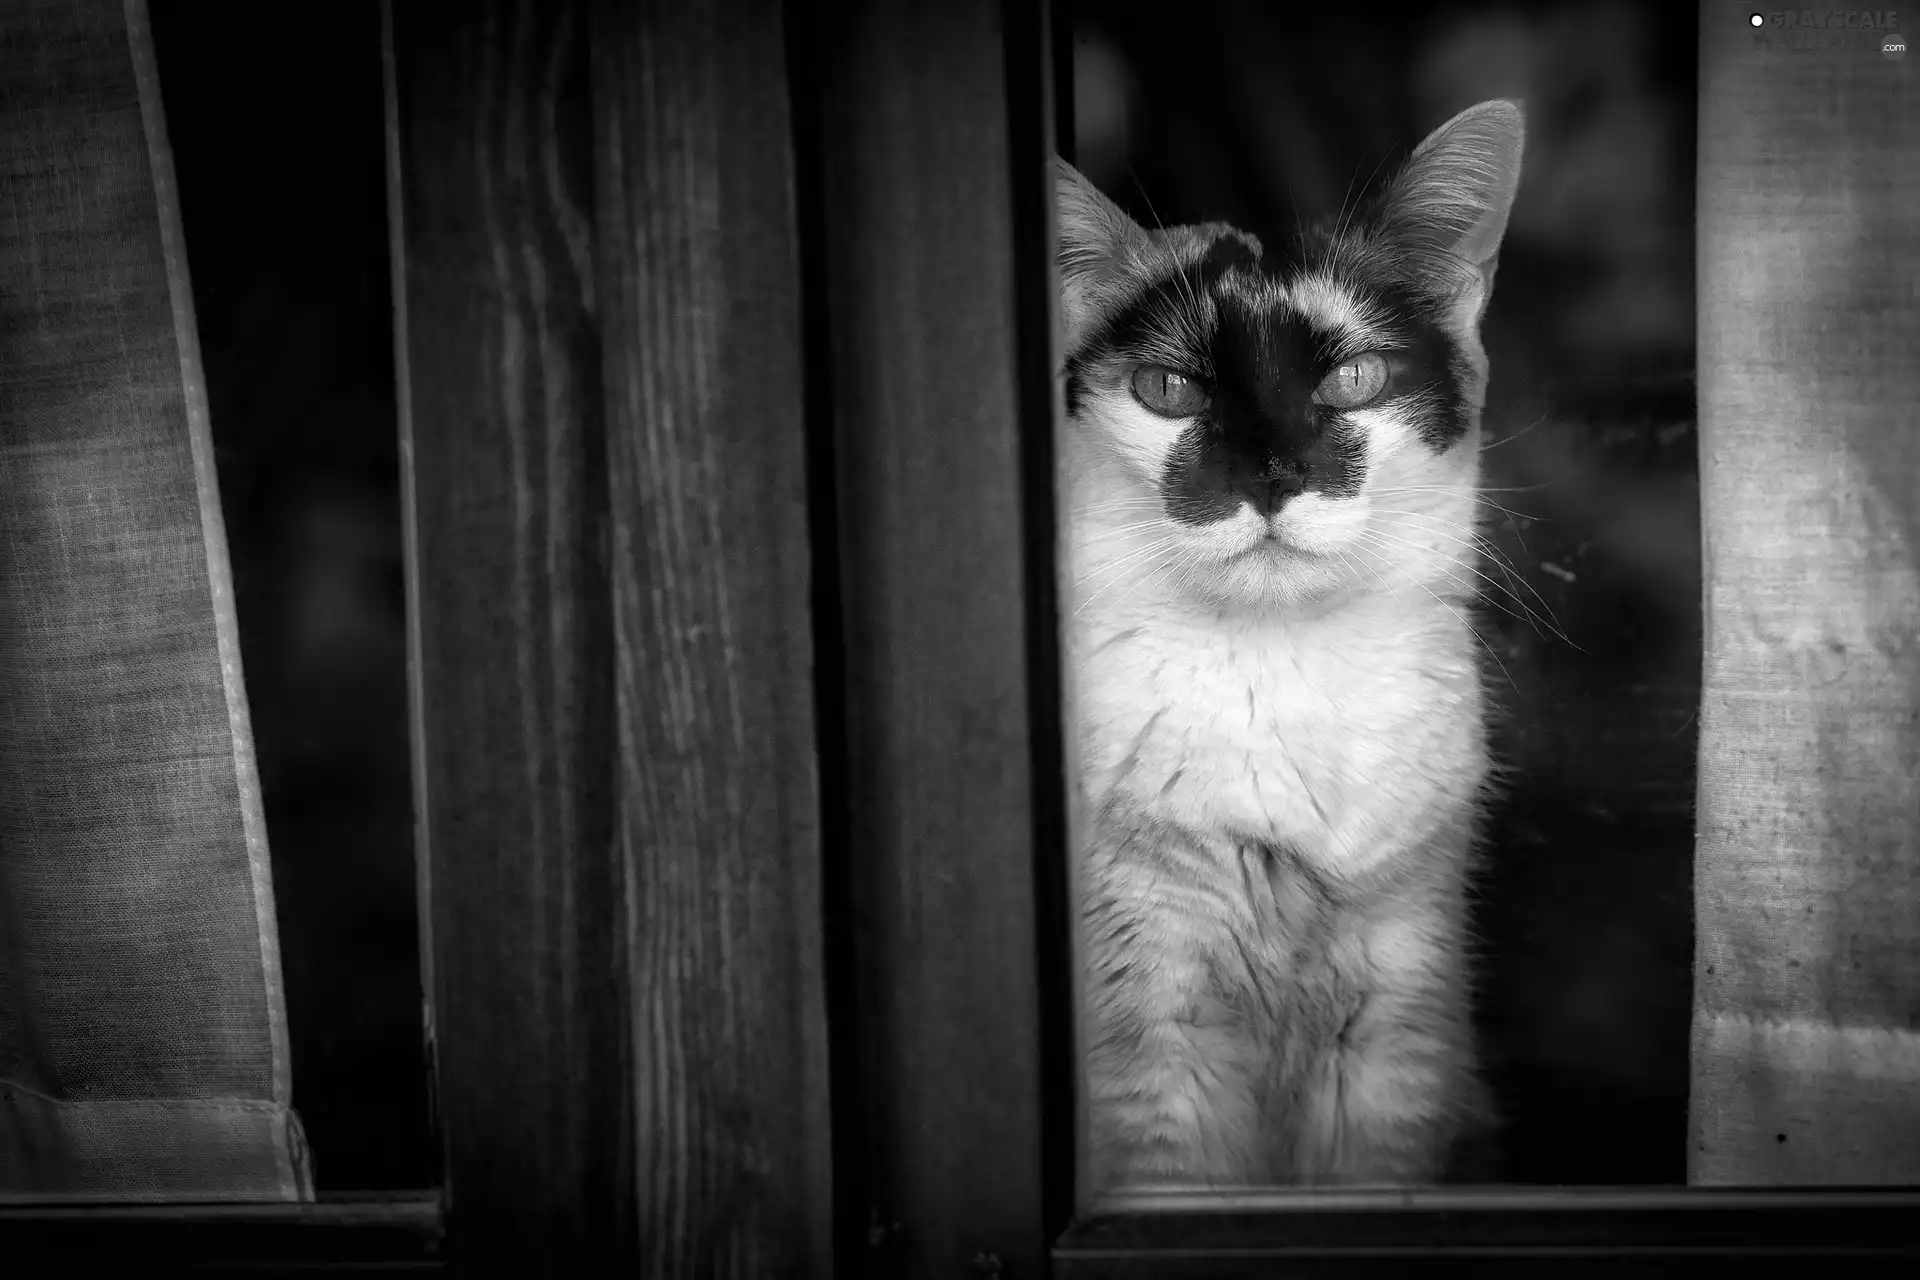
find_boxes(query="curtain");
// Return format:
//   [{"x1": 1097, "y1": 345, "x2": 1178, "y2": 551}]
[
  {"x1": 0, "y1": 0, "x2": 310, "y2": 1200},
  {"x1": 1691, "y1": 1, "x2": 1920, "y2": 1183}
]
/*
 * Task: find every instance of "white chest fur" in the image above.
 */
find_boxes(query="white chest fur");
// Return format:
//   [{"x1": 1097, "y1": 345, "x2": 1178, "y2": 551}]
[{"x1": 1074, "y1": 594, "x2": 1487, "y2": 880}]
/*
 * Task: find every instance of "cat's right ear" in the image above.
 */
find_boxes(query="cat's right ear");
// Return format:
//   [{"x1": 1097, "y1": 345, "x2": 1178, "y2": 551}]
[
  {"x1": 1375, "y1": 99, "x2": 1526, "y2": 328},
  {"x1": 1055, "y1": 158, "x2": 1149, "y2": 346}
]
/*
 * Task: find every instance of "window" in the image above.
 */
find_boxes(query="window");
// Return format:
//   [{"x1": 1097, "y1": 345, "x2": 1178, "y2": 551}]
[
  {"x1": 1069, "y1": 0, "x2": 1699, "y2": 1189},
  {"x1": 4, "y1": 0, "x2": 1917, "y2": 1273}
]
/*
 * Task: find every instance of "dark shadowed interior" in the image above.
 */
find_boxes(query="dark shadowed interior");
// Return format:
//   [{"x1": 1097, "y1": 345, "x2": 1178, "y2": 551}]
[{"x1": 150, "y1": 1, "x2": 430, "y2": 1190}]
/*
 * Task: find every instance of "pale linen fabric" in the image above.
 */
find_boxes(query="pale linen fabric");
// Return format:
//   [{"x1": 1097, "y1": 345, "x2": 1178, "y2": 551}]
[
  {"x1": 1691, "y1": 3, "x2": 1920, "y2": 1183},
  {"x1": 0, "y1": 0, "x2": 310, "y2": 1199}
]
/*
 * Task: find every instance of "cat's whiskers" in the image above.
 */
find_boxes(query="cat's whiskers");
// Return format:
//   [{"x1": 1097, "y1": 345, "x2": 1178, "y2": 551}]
[
  {"x1": 1072, "y1": 496, "x2": 1171, "y2": 524},
  {"x1": 1476, "y1": 410, "x2": 1552, "y2": 454},
  {"x1": 1076, "y1": 516, "x2": 1181, "y2": 544},
  {"x1": 1348, "y1": 524, "x2": 1568, "y2": 649},
  {"x1": 1110, "y1": 542, "x2": 1204, "y2": 617},
  {"x1": 1365, "y1": 484, "x2": 1542, "y2": 521},
  {"x1": 1346, "y1": 535, "x2": 1517, "y2": 692},
  {"x1": 1363, "y1": 508, "x2": 1576, "y2": 647},
  {"x1": 1345, "y1": 526, "x2": 1483, "y2": 611},
  {"x1": 1367, "y1": 508, "x2": 1561, "y2": 608},
  {"x1": 1330, "y1": 142, "x2": 1398, "y2": 249},
  {"x1": 1073, "y1": 535, "x2": 1185, "y2": 621},
  {"x1": 1364, "y1": 484, "x2": 1548, "y2": 570},
  {"x1": 1073, "y1": 532, "x2": 1179, "y2": 590},
  {"x1": 1124, "y1": 164, "x2": 1213, "y2": 333}
]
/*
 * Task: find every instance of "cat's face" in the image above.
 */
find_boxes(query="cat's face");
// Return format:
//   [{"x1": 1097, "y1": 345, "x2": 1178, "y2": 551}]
[{"x1": 1059, "y1": 101, "x2": 1525, "y2": 612}]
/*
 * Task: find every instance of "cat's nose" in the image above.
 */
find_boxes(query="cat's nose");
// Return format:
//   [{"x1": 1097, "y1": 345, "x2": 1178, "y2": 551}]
[{"x1": 1241, "y1": 469, "x2": 1305, "y2": 518}]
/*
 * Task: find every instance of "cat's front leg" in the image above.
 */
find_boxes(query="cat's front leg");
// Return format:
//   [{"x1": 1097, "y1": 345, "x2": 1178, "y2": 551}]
[
  {"x1": 1305, "y1": 935, "x2": 1493, "y2": 1185},
  {"x1": 1084, "y1": 952, "x2": 1274, "y2": 1189}
]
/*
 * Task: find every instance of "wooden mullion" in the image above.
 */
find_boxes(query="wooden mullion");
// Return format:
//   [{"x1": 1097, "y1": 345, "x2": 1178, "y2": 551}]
[
  {"x1": 393, "y1": 0, "x2": 836, "y2": 1272},
  {"x1": 1002, "y1": 0, "x2": 1080, "y2": 1249},
  {"x1": 386, "y1": 0, "x2": 628, "y2": 1272},
  {"x1": 798, "y1": 0, "x2": 1068, "y2": 1274},
  {"x1": 589, "y1": 0, "x2": 835, "y2": 1274}
]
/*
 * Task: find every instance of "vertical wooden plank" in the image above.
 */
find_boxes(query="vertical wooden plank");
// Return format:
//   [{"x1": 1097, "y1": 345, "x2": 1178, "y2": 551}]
[
  {"x1": 1006, "y1": 0, "x2": 1080, "y2": 1248},
  {"x1": 799, "y1": 0, "x2": 1068, "y2": 1273},
  {"x1": 385, "y1": 0, "x2": 631, "y2": 1272},
  {"x1": 589, "y1": 0, "x2": 835, "y2": 1275}
]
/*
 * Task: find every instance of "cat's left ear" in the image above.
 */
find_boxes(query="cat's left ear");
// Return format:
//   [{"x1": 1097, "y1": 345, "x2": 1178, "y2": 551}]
[
  {"x1": 1055, "y1": 158, "x2": 1151, "y2": 346},
  {"x1": 1376, "y1": 99, "x2": 1525, "y2": 327}
]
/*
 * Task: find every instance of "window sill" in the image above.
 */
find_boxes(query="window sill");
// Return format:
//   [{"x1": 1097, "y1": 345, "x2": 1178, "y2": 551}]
[
  {"x1": 1055, "y1": 1186, "x2": 1920, "y2": 1274},
  {"x1": 0, "y1": 1192, "x2": 444, "y2": 1274}
]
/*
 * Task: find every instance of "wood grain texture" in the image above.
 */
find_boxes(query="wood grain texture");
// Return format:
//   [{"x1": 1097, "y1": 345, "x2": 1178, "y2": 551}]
[
  {"x1": 386, "y1": 0, "x2": 628, "y2": 1271},
  {"x1": 394, "y1": 0, "x2": 834, "y2": 1270},
  {"x1": 589, "y1": 0, "x2": 834, "y2": 1275},
  {"x1": 800, "y1": 0, "x2": 1066, "y2": 1274}
]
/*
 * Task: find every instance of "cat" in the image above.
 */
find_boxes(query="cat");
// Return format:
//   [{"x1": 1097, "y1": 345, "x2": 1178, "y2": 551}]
[{"x1": 1060, "y1": 99, "x2": 1525, "y2": 1187}]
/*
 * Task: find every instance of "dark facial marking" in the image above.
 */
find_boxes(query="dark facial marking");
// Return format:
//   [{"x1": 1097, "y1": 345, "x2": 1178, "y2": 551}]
[
  {"x1": 1066, "y1": 221, "x2": 1475, "y2": 526},
  {"x1": 1198, "y1": 232, "x2": 1265, "y2": 281},
  {"x1": 1163, "y1": 282, "x2": 1368, "y2": 525}
]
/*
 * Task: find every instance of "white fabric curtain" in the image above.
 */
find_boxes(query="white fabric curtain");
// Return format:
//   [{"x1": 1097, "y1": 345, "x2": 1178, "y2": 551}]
[
  {"x1": 0, "y1": 0, "x2": 309, "y2": 1200},
  {"x1": 1691, "y1": 0, "x2": 1920, "y2": 1183}
]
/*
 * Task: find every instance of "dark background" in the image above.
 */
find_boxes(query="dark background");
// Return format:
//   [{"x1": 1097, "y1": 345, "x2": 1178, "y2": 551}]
[
  {"x1": 150, "y1": 1, "x2": 429, "y2": 1190},
  {"x1": 148, "y1": 0, "x2": 1698, "y2": 1189}
]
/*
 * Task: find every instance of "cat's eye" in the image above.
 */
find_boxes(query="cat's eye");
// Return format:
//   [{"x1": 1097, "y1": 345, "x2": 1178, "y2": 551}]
[
  {"x1": 1130, "y1": 365, "x2": 1211, "y2": 418},
  {"x1": 1313, "y1": 352, "x2": 1389, "y2": 409}
]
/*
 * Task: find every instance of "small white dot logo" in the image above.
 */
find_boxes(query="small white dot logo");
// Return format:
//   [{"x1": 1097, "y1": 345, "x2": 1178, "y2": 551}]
[
  {"x1": 1748, "y1": 12, "x2": 1764, "y2": 27},
  {"x1": 1887, "y1": 34, "x2": 1907, "y2": 61}
]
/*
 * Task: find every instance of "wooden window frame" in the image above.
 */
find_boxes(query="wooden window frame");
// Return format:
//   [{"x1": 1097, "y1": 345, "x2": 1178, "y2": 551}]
[{"x1": 2, "y1": 0, "x2": 1917, "y2": 1274}]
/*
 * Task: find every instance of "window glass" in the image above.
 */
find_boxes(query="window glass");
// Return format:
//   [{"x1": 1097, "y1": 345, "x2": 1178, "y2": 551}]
[
  {"x1": 151, "y1": 0, "x2": 431, "y2": 1192},
  {"x1": 1064, "y1": 0, "x2": 1697, "y2": 1189}
]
